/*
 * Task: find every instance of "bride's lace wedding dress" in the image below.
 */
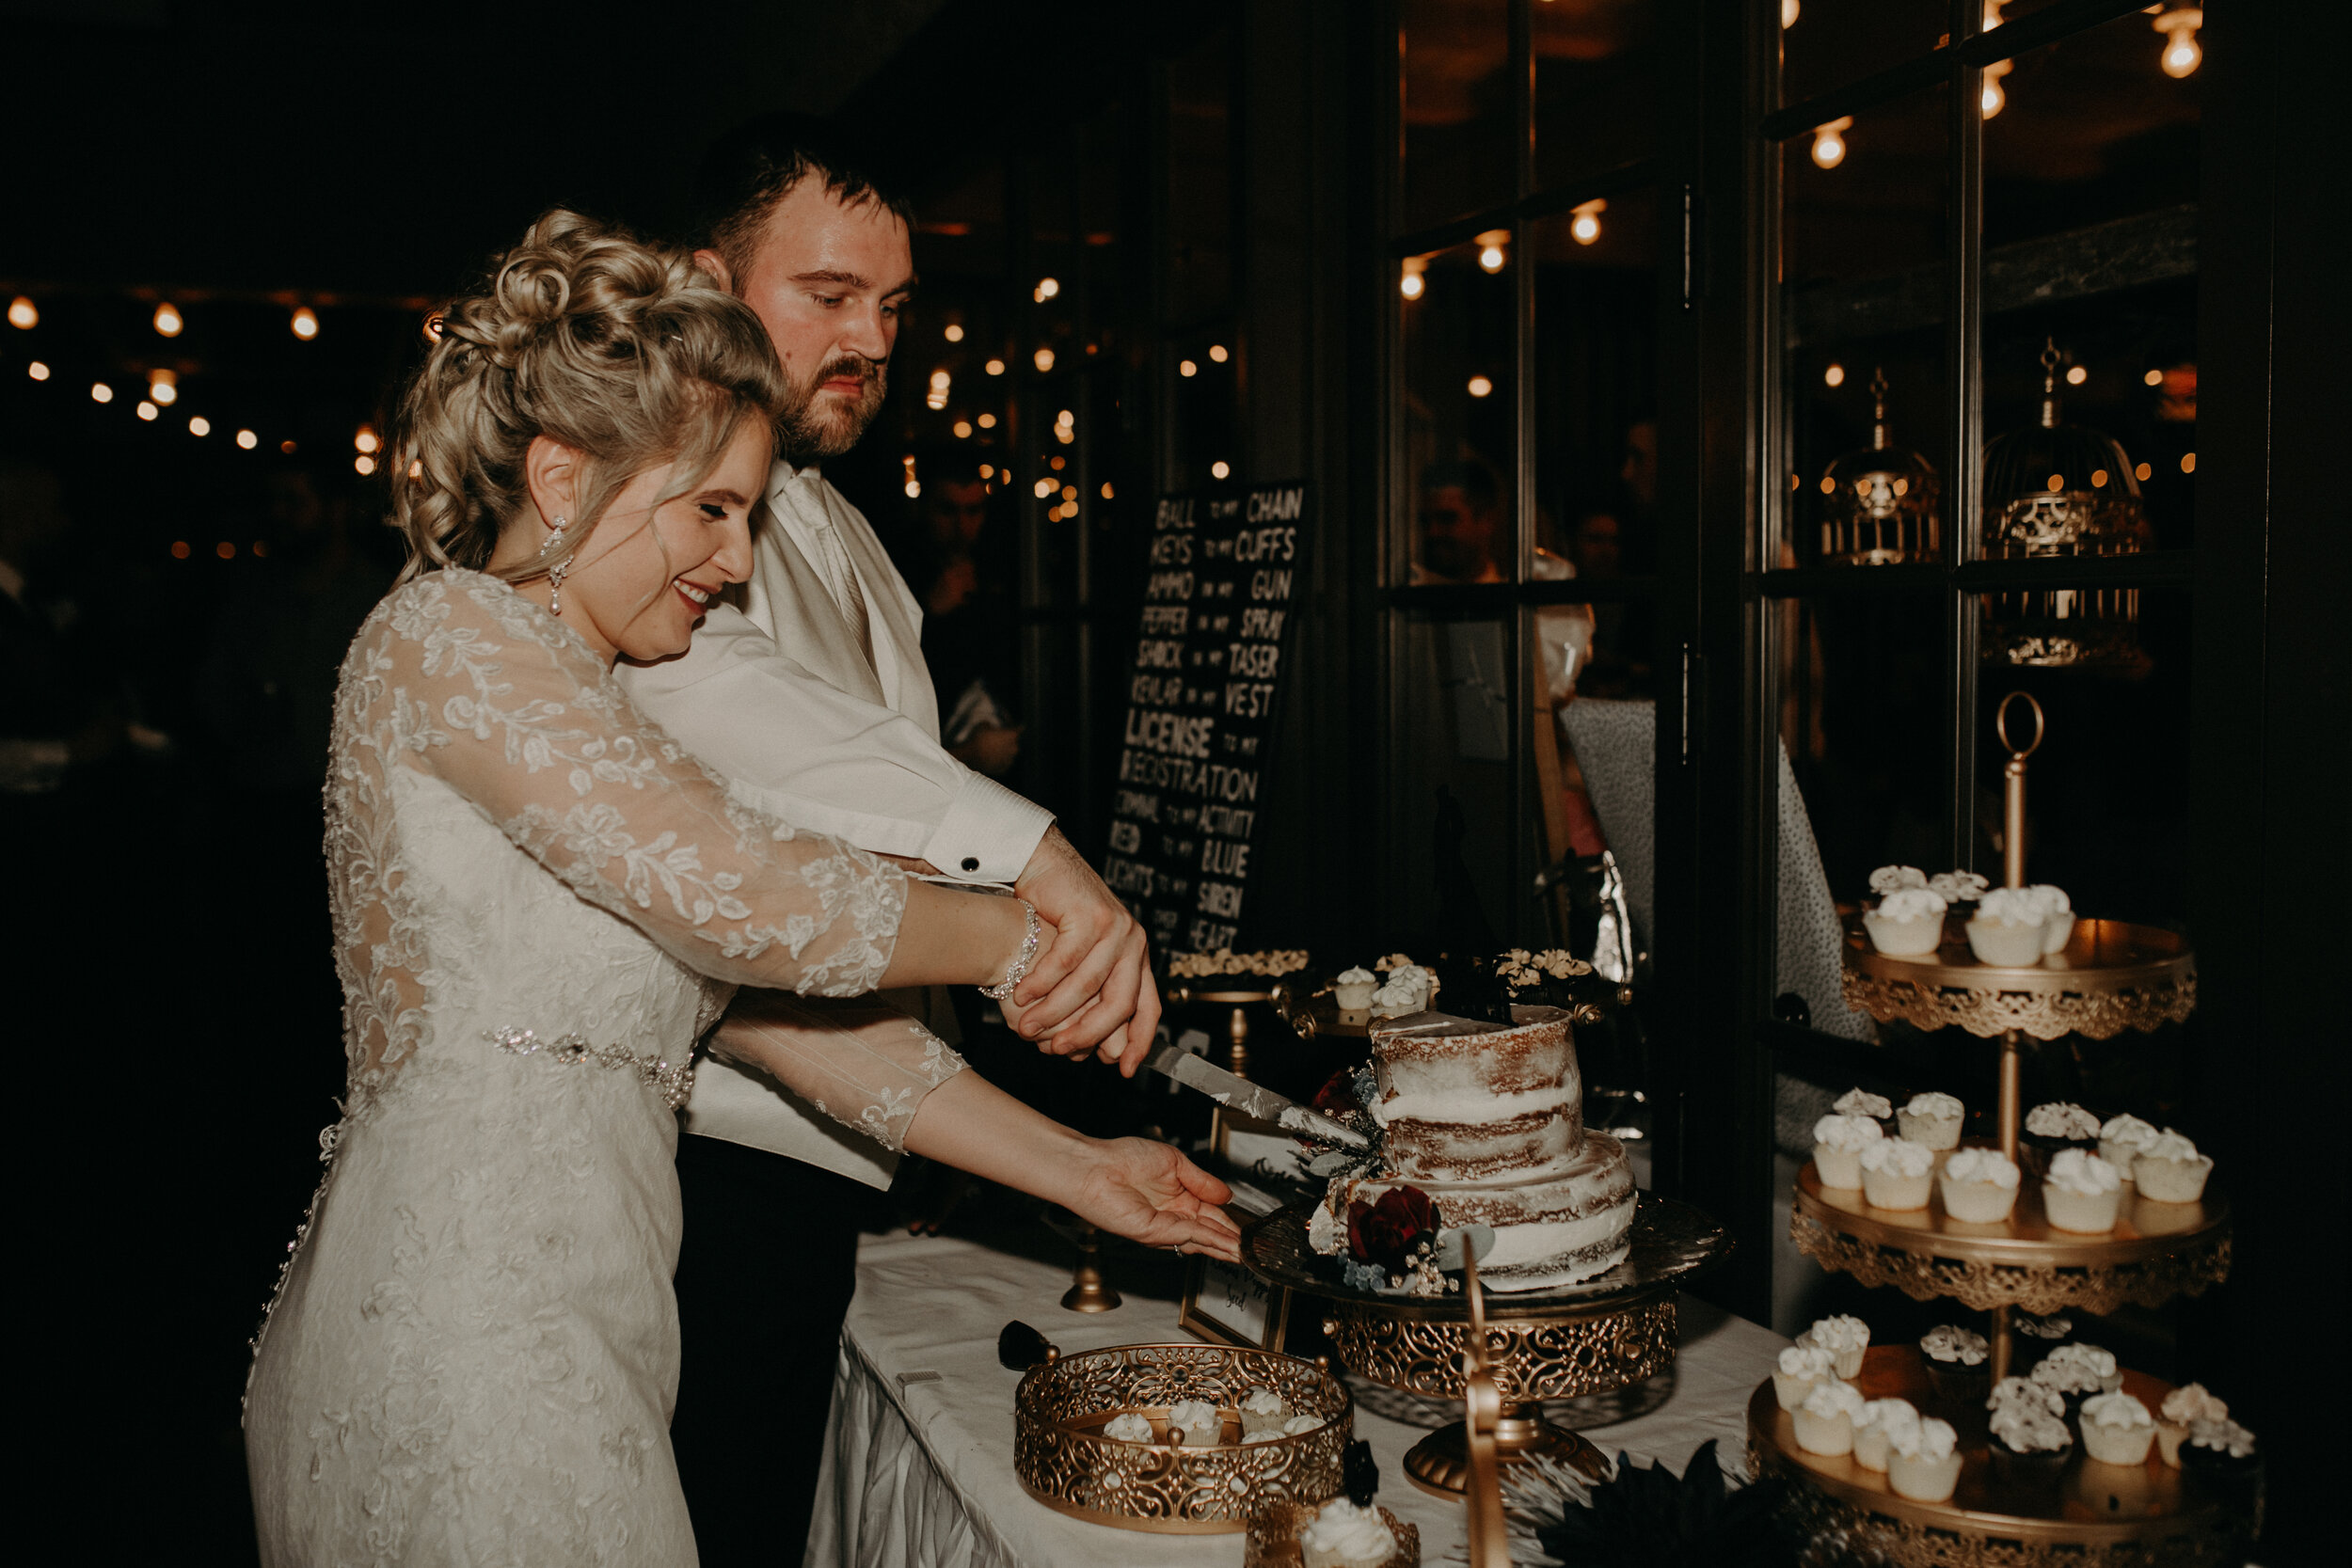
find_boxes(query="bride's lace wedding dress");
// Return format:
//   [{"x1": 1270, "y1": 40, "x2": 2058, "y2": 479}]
[{"x1": 246, "y1": 569, "x2": 961, "y2": 1566}]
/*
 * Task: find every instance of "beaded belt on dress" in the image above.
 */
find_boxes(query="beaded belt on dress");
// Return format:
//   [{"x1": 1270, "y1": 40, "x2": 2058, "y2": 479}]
[{"x1": 482, "y1": 1026, "x2": 692, "y2": 1111}]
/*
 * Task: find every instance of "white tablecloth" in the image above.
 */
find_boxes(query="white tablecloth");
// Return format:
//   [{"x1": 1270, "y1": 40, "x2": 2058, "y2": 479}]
[{"x1": 804, "y1": 1227, "x2": 1788, "y2": 1568}]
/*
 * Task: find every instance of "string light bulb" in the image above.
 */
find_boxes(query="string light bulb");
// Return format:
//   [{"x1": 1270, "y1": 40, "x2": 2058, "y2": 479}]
[
  {"x1": 1569, "y1": 198, "x2": 1606, "y2": 245},
  {"x1": 27, "y1": 360, "x2": 49, "y2": 381},
  {"x1": 1400, "y1": 257, "x2": 1427, "y2": 300},
  {"x1": 944, "y1": 323, "x2": 964, "y2": 342},
  {"x1": 1467, "y1": 375, "x2": 1494, "y2": 398},
  {"x1": 1781, "y1": 0, "x2": 1799, "y2": 26},
  {"x1": 1211, "y1": 461, "x2": 1231, "y2": 480},
  {"x1": 1475, "y1": 230, "x2": 1509, "y2": 273},
  {"x1": 355, "y1": 426, "x2": 380, "y2": 453},
  {"x1": 291, "y1": 307, "x2": 320, "y2": 340},
  {"x1": 189, "y1": 416, "x2": 210, "y2": 436},
  {"x1": 8, "y1": 296, "x2": 36, "y2": 329},
  {"x1": 1981, "y1": 57, "x2": 2012, "y2": 119},
  {"x1": 1033, "y1": 277, "x2": 1059, "y2": 302},
  {"x1": 153, "y1": 301, "x2": 183, "y2": 337},
  {"x1": 1811, "y1": 117, "x2": 1852, "y2": 169},
  {"x1": 236, "y1": 428, "x2": 258, "y2": 449},
  {"x1": 1033, "y1": 347, "x2": 1055, "y2": 372},
  {"x1": 149, "y1": 369, "x2": 177, "y2": 404},
  {"x1": 1208, "y1": 344, "x2": 1229, "y2": 362},
  {"x1": 2154, "y1": 7, "x2": 2202, "y2": 78},
  {"x1": 91, "y1": 382, "x2": 113, "y2": 404}
]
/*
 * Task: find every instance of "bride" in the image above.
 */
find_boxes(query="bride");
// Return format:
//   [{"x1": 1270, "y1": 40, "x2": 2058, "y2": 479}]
[{"x1": 244, "y1": 211, "x2": 1237, "y2": 1565}]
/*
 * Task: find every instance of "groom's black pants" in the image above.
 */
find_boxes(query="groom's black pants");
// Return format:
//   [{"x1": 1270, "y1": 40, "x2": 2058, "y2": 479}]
[{"x1": 672, "y1": 1134, "x2": 874, "y2": 1566}]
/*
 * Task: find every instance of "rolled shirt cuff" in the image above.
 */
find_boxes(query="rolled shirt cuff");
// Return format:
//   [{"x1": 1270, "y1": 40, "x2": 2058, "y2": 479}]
[{"x1": 923, "y1": 771, "x2": 1054, "y2": 883}]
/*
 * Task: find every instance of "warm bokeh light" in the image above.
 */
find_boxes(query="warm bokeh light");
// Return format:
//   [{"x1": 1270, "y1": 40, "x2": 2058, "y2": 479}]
[
  {"x1": 189, "y1": 416, "x2": 211, "y2": 436},
  {"x1": 977, "y1": 413, "x2": 997, "y2": 428},
  {"x1": 151, "y1": 381, "x2": 177, "y2": 405},
  {"x1": 944, "y1": 323, "x2": 964, "y2": 342},
  {"x1": 2065, "y1": 365, "x2": 2088, "y2": 386},
  {"x1": 280, "y1": 439, "x2": 297, "y2": 454},
  {"x1": 985, "y1": 358, "x2": 1006, "y2": 376},
  {"x1": 1032, "y1": 347, "x2": 1055, "y2": 372},
  {"x1": 291, "y1": 307, "x2": 320, "y2": 340},
  {"x1": 136, "y1": 401, "x2": 158, "y2": 420},
  {"x1": 2181, "y1": 451, "x2": 2197, "y2": 473},
  {"x1": 1980, "y1": 54, "x2": 2011, "y2": 119},
  {"x1": 1100, "y1": 482, "x2": 1115, "y2": 499},
  {"x1": 1033, "y1": 478, "x2": 1055, "y2": 499},
  {"x1": 1820, "y1": 475, "x2": 1836, "y2": 494},
  {"x1": 979, "y1": 464, "x2": 994, "y2": 479},
  {"x1": 2145, "y1": 368, "x2": 2164, "y2": 386},
  {"x1": 2135, "y1": 462, "x2": 2153, "y2": 481},
  {"x1": 1467, "y1": 375, "x2": 1494, "y2": 398},
  {"x1": 355, "y1": 454, "x2": 377, "y2": 476},
  {"x1": 355, "y1": 427, "x2": 379, "y2": 453},
  {"x1": 1477, "y1": 243, "x2": 1506, "y2": 273},
  {"x1": 8, "y1": 296, "x2": 37, "y2": 329},
  {"x1": 2046, "y1": 473, "x2": 2065, "y2": 491},
  {"x1": 1209, "y1": 344, "x2": 1229, "y2": 363},
  {"x1": 1179, "y1": 359, "x2": 1198, "y2": 377},
  {"x1": 903, "y1": 480, "x2": 920, "y2": 498},
  {"x1": 1049, "y1": 455, "x2": 1066, "y2": 470},
  {"x1": 1781, "y1": 0, "x2": 1800, "y2": 26},
  {"x1": 27, "y1": 360, "x2": 49, "y2": 381},
  {"x1": 1823, "y1": 363, "x2": 1846, "y2": 387},
  {"x1": 1570, "y1": 199, "x2": 1606, "y2": 245},
  {"x1": 236, "y1": 429, "x2": 258, "y2": 449},
  {"x1": 216, "y1": 541, "x2": 236, "y2": 559},
  {"x1": 153, "y1": 302, "x2": 183, "y2": 337},
  {"x1": 1812, "y1": 117, "x2": 1851, "y2": 169},
  {"x1": 1034, "y1": 277, "x2": 1060, "y2": 302},
  {"x1": 1061, "y1": 484, "x2": 1077, "y2": 501},
  {"x1": 952, "y1": 420, "x2": 973, "y2": 438},
  {"x1": 253, "y1": 541, "x2": 270, "y2": 558},
  {"x1": 2155, "y1": 8, "x2": 2201, "y2": 77},
  {"x1": 91, "y1": 383, "x2": 114, "y2": 404},
  {"x1": 2091, "y1": 468, "x2": 2109, "y2": 487},
  {"x1": 1211, "y1": 460, "x2": 1231, "y2": 480},
  {"x1": 171, "y1": 540, "x2": 191, "y2": 560},
  {"x1": 1400, "y1": 263, "x2": 1425, "y2": 301}
]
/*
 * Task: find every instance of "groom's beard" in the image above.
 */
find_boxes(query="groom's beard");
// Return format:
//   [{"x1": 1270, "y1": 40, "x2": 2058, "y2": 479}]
[{"x1": 778, "y1": 355, "x2": 887, "y2": 463}]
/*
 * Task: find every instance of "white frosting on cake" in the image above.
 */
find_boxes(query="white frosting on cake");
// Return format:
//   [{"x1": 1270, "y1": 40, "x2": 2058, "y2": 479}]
[{"x1": 1366, "y1": 1006, "x2": 1635, "y2": 1291}]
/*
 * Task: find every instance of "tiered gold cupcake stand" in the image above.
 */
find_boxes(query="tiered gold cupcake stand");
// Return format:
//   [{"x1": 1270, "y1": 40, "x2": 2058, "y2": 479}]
[{"x1": 1753, "y1": 694, "x2": 2240, "y2": 1565}]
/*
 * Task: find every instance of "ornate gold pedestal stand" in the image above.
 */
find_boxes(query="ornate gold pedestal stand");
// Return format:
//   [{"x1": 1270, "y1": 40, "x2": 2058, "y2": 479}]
[
  {"x1": 1756, "y1": 693, "x2": 2239, "y2": 1564},
  {"x1": 1245, "y1": 1195, "x2": 1731, "y2": 1497}
]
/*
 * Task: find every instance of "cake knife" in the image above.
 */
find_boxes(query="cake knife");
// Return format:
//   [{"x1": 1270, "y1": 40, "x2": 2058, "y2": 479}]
[{"x1": 1142, "y1": 1042, "x2": 1371, "y2": 1148}]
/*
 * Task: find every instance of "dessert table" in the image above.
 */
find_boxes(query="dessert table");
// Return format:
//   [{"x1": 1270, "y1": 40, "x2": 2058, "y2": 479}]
[{"x1": 803, "y1": 1224, "x2": 1788, "y2": 1568}]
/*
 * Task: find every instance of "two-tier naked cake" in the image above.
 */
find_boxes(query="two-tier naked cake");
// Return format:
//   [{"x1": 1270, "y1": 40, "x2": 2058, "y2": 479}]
[{"x1": 1357, "y1": 1005, "x2": 1636, "y2": 1291}]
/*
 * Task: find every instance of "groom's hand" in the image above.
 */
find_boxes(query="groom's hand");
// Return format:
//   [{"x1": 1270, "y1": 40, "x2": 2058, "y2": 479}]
[{"x1": 1009, "y1": 826, "x2": 1159, "y2": 1075}]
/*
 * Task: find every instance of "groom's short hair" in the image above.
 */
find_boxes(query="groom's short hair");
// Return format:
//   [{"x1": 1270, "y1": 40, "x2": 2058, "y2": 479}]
[{"x1": 693, "y1": 113, "x2": 914, "y2": 284}]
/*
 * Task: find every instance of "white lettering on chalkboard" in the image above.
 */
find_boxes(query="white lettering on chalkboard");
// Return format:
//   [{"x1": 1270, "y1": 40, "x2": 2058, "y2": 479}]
[
  {"x1": 1136, "y1": 639, "x2": 1185, "y2": 669},
  {"x1": 1123, "y1": 709, "x2": 1216, "y2": 758},
  {"x1": 1197, "y1": 880, "x2": 1245, "y2": 917},
  {"x1": 1201, "y1": 840, "x2": 1250, "y2": 876},
  {"x1": 1149, "y1": 531, "x2": 1194, "y2": 564},
  {"x1": 1140, "y1": 606, "x2": 1189, "y2": 634},
  {"x1": 1228, "y1": 643, "x2": 1279, "y2": 679}
]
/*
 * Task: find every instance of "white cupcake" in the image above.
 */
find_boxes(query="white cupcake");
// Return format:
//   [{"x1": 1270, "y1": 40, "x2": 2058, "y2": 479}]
[
  {"x1": 1989, "y1": 1376, "x2": 2064, "y2": 1418},
  {"x1": 1773, "y1": 1344, "x2": 1836, "y2": 1411},
  {"x1": 1834, "y1": 1087, "x2": 1893, "y2": 1122},
  {"x1": 2097, "y1": 1114, "x2": 2160, "y2": 1180},
  {"x1": 1869, "y1": 865, "x2": 1929, "y2": 895},
  {"x1": 1859, "y1": 1136, "x2": 1935, "y2": 1211},
  {"x1": 1940, "y1": 1147, "x2": 2022, "y2": 1223},
  {"x1": 1898, "y1": 1091, "x2": 1965, "y2": 1152},
  {"x1": 1281, "y1": 1413, "x2": 1326, "y2": 1436},
  {"x1": 1331, "y1": 966, "x2": 1378, "y2": 1011},
  {"x1": 2080, "y1": 1391, "x2": 2155, "y2": 1465},
  {"x1": 2042, "y1": 1148, "x2": 2123, "y2": 1233},
  {"x1": 2134, "y1": 1129, "x2": 2214, "y2": 1204},
  {"x1": 1299, "y1": 1498, "x2": 1398, "y2": 1568},
  {"x1": 2157, "y1": 1383, "x2": 2228, "y2": 1467},
  {"x1": 2026, "y1": 884, "x2": 2074, "y2": 954},
  {"x1": 1238, "y1": 1385, "x2": 1292, "y2": 1437},
  {"x1": 1798, "y1": 1314, "x2": 1871, "y2": 1379},
  {"x1": 2034, "y1": 1343, "x2": 2122, "y2": 1405},
  {"x1": 1864, "y1": 887, "x2": 1947, "y2": 957},
  {"x1": 1853, "y1": 1398, "x2": 1918, "y2": 1472},
  {"x1": 1966, "y1": 887, "x2": 2048, "y2": 965},
  {"x1": 1168, "y1": 1398, "x2": 1222, "y2": 1446},
  {"x1": 1887, "y1": 1417, "x2": 1963, "y2": 1502},
  {"x1": 1812, "y1": 1113, "x2": 1883, "y2": 1189},
  {"x1": 1103, "y1": 1411, "x2": 1156, "y2": 1443},
  {"x1": 1794, "y1": 1379, "x2": 1866, "y2": 1457},
  {"x1": 1929, "y1": 869, "x2": 1989, "y2": 905}
]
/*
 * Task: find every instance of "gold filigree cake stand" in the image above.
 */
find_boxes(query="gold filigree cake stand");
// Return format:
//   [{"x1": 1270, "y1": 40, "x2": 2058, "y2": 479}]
[
  {"x1": 1747, "y1": 1346, "x2": 2242, "y2": 1568},
  {"x1": 1243, "y1": 1194, "x2": 1732, "y2": 1498},
  {"x1": 1791, "y1": 1158, "x2": 2231, "y2": 1318},
  {"x1": 1839, "y1": 917, "x2": 2196, "y2": 1043}
]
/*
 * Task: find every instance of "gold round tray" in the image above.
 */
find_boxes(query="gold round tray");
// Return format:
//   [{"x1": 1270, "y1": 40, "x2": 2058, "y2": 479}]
[
  {"x1": 1841, "y1": 918, "x2": 2196, "y2": 1039},
  {"x1": 1791, "y1": 1161, "x2": 2231, "y2": 1316},
  {"x1": 1244, "y1": 1499, "x2": 1422, "y2": 1567},
  {"x1": 1748, "y1": 1346, "x2": 2244, "y2": 1566},
  {"x1": 1245, "y1": 1195, "x2": 1731, "y2": 1497},
  {"x1": 1011, "y1": 1342, "x2": 1350, "y2": 1533}
]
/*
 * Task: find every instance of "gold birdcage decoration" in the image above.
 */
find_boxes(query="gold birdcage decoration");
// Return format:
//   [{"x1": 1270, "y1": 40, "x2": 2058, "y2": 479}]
[
  {"x1": 1819, "y1": 368, "x2": 1940, "y2": 565},
  {"x1": 1979, "y1": 340, "x2": 2153, "y2": 671}
]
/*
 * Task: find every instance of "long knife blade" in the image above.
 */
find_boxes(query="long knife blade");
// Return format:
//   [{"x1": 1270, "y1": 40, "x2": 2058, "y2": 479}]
[{"x1": 1144, "y1": 1044, "x2": 1370, "y2": 1148}]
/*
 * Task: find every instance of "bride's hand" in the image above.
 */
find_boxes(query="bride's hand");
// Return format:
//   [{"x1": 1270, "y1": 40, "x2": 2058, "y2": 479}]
[
  {"x1": 994, "y1": 920, "x2": 1092, "y2": 1056},
  {"x1": 1065, "y1": 1139, "x2": 1243, "y2": 1261}
]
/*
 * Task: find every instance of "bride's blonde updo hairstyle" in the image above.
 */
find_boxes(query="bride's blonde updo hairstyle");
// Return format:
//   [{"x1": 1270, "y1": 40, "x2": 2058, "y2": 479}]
[{"x1": 389, "y1": 208, "x2": 788, "y2": 586}]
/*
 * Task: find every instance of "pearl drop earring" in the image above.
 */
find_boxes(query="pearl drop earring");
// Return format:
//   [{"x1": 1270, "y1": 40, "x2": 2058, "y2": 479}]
[{"x1": 542, "y1": 515, "x2": 569, "y2": 612}]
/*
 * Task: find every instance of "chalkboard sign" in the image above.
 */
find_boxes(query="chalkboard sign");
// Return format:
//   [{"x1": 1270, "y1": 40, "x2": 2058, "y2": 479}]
[{"x1": 1102, "y1": 482, "x2": 1309, "y2": 955}]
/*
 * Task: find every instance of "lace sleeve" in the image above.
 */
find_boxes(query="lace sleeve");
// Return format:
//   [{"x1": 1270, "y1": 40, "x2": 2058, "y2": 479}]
[
  {"x1": 708, "y1": 993, "x2": 966, "y2": 1151},
  {"x1": 356, "y1": 571, "x2": 907, "y2": 996}
]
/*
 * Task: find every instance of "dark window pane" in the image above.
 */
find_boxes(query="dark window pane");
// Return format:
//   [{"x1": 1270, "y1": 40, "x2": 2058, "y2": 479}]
[
  {"x1": 1402, "y1": 0, "x2": 1514, "y2": 233},
  {"x1": 1402, "y1": 236, "x2": 1517, "y2": 584},
  {"x1": 1533, "y1": 0, "x2": 1656, "y2": 191},
  {"x1": 1778, "y1": 0, "x2": 1947, "y2": 109},
  {"x1": 1166, "y1": 28, "x2": 1232, "y2": 323}
]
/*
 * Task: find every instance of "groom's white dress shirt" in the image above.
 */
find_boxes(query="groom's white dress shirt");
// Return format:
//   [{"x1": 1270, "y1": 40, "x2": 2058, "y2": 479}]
[{"x1": 616, "y1": 459, "x2": 1052, "y2": 1188}]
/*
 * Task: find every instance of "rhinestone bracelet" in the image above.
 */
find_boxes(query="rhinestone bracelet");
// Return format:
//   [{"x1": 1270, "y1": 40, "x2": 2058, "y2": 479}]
[{"x1": 977, "y1": 899, "x2": 1042, "y2": 1000}]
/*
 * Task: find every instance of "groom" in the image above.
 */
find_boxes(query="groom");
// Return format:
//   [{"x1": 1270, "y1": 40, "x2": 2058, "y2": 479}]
[{"x1": 614, "y1": 117, "x2": 1157, "y2": 1562}]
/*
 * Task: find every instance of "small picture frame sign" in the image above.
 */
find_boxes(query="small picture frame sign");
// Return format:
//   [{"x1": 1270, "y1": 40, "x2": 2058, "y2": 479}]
[{"x1": 1178, "y1": 1183, "x2": 1292, "y2": 1351}]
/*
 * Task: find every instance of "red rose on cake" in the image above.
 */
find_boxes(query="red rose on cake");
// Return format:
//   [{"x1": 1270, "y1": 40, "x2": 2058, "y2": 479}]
[{"x1": 1346, "y1": 1186, "x2": 1438, "y2": 1275}]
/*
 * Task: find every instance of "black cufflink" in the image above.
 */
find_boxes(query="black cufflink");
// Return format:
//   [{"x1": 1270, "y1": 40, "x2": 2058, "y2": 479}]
[{"x1": 961, "y1": 856, "x2": 980, "y2": 872}]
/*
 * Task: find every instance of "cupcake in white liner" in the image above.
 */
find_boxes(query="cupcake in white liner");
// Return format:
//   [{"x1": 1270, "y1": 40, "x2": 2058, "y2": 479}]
[
  {"x1": 1367, "y1": 964, "x2": 1435, "y2": 1019},
  {"x1": 1834, "y1": 1087, "x2": 1892, "y2": 1123},
  {"x1": 1811, "y1": 1113, "x2": 1883, "y2": 1189},
  {"x1": 1919, "y1": 1325, "x2": 1991, "y2": 1401},
  {"x1": 2033, "y1": 1343, "x2": 2121, "y2": 1420},
  {"x1": 1966, "y1": 887, "x2": 2048, "y2": 966},
  {"x1": 1168, "y1": 1397, "x2": 1222, "y2": 1447},
  {"x1": 1897, "y1": 1091, "x2": 1965, "y2": 1152},
  {"x1": 1886, "y1": 1417, "x2": 1963, "y2": 1502},
  {"x1": 2022, "y1": 1101, "x2": 2102, "y2": 1178},
  {"x1": 1797, "y1": 1314, "x2": 1871, "y2": 1379},
  {"x1": 1282, "y1": 1413, "x2": 1327, "y2": 1436},
  {"x1": 1869, "y1": 865, "x2": 1929, "y2": 895},
  {"x1": 1852, "y1": 1398, "x2": 1918, "y2": 1473},
  {"x1": 2079, "y1": 1390, "x2": 2155, "y2": 1465},
  {"x1": 1929, "y1": 869, "x2": 1990, "y2": 906},
  {"x1": 2134, "y1": 1129, "x2": 2215, "y2": 1204},
  {"x1": 1103, "y1": 1411, "x2": 1156, "y2": 1443},
  {"x1": 2096, "y1": 1114, "x2": 2160, "y2": 1181},
  {"x1": 2156, "y1": 1383, "x2": 2228, "y2": 1467},
  {"x1": 1772, "y1": 1344, "x2": 1837, "y2": 1411},
  {"x1": 1864, "y1": 887, "x2": 1947, "y2": 957},
  {"x1": 2042, "y1": 1148, "x2": 2123, "y2": 1233},
  {"x1": 1331, "y1": 966, "x2": 1378, "y2": 1011},
  {"x1": 1859, "y1": 1136, "x2": 1935, "y2": 1211},
  {"x1": 1239, "y1": 1386, "x2": 1292, "y2": 1437},
  {"x1": 1793, "y1": 1379, "x2": 1866, "y2": 1457},
  {"x1": 1989, "y1": 1376, "x2": 2065, "y2": 1419},
  {"x1": 1990, "y1": 1399, "x2": 2074, "y2": 1484},
  {"x1": 1940, "y1": 1148, "x2": 2022, "y2": 1223},
  {"x1": 2026, "y1": 884, "x2": 2074, "y2": 954},
  {"x1": 1299, "y1": 1498, "x2": 1400, "y2": 1568}
]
